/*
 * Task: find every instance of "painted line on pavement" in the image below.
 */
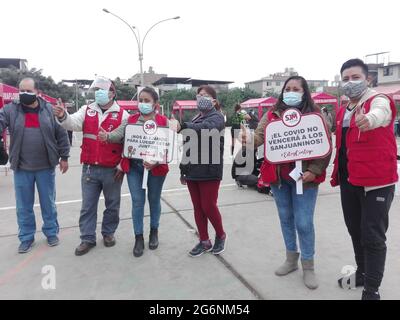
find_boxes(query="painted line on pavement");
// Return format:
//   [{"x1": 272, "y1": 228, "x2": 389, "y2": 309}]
[
  {"x1": 0, "y1": 184, "x2": 237, "y2": 212},
  {"x1": 161, "y1": 195, "x2": 266, "y2": 300}
]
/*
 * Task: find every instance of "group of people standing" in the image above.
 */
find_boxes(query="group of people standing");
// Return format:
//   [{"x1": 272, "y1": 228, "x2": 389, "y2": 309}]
[
  {"x1": 0, "y1": 57, "x2": 398, "y2": 300},
  {"x1": 0, "y1": 77, "x2": 227, "y2": 260},
  {"x1": 239, "y1": 58, "x2": 398, "y2": 300}
]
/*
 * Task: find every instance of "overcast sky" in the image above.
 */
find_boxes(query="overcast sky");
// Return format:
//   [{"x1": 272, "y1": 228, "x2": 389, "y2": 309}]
[{"x1": 2, "y1": 0, "x2": 399, "y2": 87}]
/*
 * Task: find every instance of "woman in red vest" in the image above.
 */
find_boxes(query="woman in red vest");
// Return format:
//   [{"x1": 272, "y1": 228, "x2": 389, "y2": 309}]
[
  {"x1": 100, "y1": 87, "x2": 170, "y2": 258},
  {"x1": 332, "y1": 59, "x2": 398, "y2": 300},
  {"x1": 242, "y1": 76, "x2": 331, "y2": 290}
]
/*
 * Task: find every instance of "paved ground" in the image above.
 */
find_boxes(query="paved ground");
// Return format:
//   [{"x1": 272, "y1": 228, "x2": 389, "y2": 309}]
[{"x1": 0, "y1": 131, "x2": 399, "y2": 300}]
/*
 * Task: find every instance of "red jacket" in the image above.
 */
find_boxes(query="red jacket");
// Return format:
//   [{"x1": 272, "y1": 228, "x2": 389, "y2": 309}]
[
  {"x1": 81, "y1": 108, "x2": 124, "y2": 167},
  {"x1": 331, "y1": 94, "x2": 398, "y2": 187},
  {"x1": 120, "y1": 113, "x2": 169, "y2": 176},
  {"x1": 260, "y1": 110, "x2": 327, "y2": 185}
]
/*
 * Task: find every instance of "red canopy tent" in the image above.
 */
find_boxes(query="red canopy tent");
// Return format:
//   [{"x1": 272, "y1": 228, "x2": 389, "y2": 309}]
[
  {"x1": 172, "y1": 100, "x2": 197, "y2": 122},
  {"x1": 0, "y1": 83, "x2": 19, "y2": 109},
  {"x1": 38, "y1": 92, "x2": 57, "y2": 105},
  {"x1": 240, "y1": 97, "x2": 277, "y2": 119},
  {"x1": 0, "y1": 83, "x2": 19, "y2": 152},
  {"x1": 117, "y1": 100, "x2": 138, "y2": 114},
  {"x1": 311, "y1": 92, "x2": 339, "y2": 114},
  {"x1": 0, "y1": 83, "x2": 58, "y2": 106}
]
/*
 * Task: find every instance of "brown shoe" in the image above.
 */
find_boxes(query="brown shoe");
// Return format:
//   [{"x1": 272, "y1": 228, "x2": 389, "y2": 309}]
[
  {"x1": 75, "y1": 242, "x2": 96, "y2": 256},
  {"x1": 103, "y1": 235, "x2": 116, "y2": 247}
]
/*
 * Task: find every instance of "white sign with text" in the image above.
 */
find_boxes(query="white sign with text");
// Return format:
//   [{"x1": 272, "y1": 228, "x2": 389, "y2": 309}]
[
  {"x1": 264, "y1": 108, "x2": 331, "y2": 194},
  {"x1": 123, "y1": 120, "x2": 174, "y2": 190},
  {"x1": 123, "y1": 120, "x2": 174, "y2": 162},
  {"x1": 264, "y1": 109, "x2": 331, "y2": 164}
]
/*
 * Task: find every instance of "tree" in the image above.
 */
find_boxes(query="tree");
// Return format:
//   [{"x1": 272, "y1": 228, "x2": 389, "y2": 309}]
[
  {"x1": 114, "y1": 77, "x2": 137, "y2": 100},
  {"x1": 159, "y1": 89, "x2": 197, "y2": 117},
  {"x1": 263, "y1": 89, "x2": 280, "y2": 98},
  {"x1": 218, "y1": 87, "x2": 260, "y2": 126},
  {"x1": 0, "y1": 66, "x2": 75, "y2": 103},
  {"x1": 157, "y1": 87, "x2": 260, "y2": 123}
]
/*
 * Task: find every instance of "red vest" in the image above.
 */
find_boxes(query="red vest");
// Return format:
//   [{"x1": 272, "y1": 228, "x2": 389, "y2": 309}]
[
  {"x1": 260, "y1": 110, "x2": 327, "y2": 184},
  {"x1": 80, "y1": 106, "x2": 124, "y2": 167},
  {"x1": 331, "y1": 94, "x2": 398, "y2": 187},
  {"x1": 120, "y1": 113, "x2": 169, "y2": 176}
]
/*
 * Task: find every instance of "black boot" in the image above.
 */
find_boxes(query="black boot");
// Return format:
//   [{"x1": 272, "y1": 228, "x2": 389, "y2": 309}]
[
  {"x1": 133, "y1": 235, "x2": 144, "y2": 257},
  {"x1": 362, "y1": 289, "x2": 380, "y2": 300},
  {"x1": 149, "y1": 228, "x2": 159, "y2": 250}
]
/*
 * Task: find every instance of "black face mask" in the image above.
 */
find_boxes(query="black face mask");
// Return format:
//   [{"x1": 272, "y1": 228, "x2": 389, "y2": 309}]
[{"x1": 19, "y1": 93, "x2": 37, "y2": 105}]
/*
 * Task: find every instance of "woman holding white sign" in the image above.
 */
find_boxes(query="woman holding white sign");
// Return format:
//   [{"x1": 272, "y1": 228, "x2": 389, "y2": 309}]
[
  {"x1": 99, "y1": 87, "x2": 170, "y2": 258},
  {"x1": 242, "y1": 76, "x2": 331, "y2": 289}
]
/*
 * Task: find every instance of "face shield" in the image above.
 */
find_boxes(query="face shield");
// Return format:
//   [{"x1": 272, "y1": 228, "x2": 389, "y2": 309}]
[
  {"x1": 88, "y1": 76, "x2": 116, "y2": 104},
  {"x1": 89, "y1": 76, "x2": 113, "y2": 93}
]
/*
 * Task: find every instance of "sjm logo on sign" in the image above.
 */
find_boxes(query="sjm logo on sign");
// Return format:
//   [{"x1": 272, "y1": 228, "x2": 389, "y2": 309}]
[{"x1": 282, "y1": 109, "x2": 301, "y2": 127}]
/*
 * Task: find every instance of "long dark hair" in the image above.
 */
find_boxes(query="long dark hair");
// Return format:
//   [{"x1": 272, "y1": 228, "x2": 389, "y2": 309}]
[
  {"x1": 274, "y1": 76, "x2": 318, "y2": 114},
  {"x1": 197, "y1": 85, "x2": 221, "y2": 110}
]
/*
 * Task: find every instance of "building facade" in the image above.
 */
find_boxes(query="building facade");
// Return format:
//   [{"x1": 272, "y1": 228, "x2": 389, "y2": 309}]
[
  {"x1": 378, "y1": 63, "x2": 400, "y2": 86},
  {"x1": 153, "y1": 77, "x2": 233, "y2": 95},
  {"x1": 0, "y1": 58, "x2": 28, "y2": 71},
  {"x1": 126, "y1": 66, "x2": 167, "y2": 88},
  {"x1": 245, "y1": 68, "x2": 328, "y2": 96}
]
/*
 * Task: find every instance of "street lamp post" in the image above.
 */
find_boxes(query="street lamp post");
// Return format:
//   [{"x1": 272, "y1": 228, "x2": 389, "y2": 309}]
[{"x1": 103, "y1": 8, "x2": 180, "y2": 86}]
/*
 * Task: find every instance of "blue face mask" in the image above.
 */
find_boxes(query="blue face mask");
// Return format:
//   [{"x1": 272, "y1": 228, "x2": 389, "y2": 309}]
[
  {"x1": 138, "y1": 102, "x2": 154, "y2": 115},
  {"x1": 95, "y1": 89, "x2": 110, "y2": 106},
  {"x1": 283, "y1": 92, "x2": 303, "y2": 107}
]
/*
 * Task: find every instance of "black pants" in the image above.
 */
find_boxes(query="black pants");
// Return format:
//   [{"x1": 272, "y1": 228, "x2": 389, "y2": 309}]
[
  {"x1": 67, "y1": 131, "x2": 73, "y2": 146},
  {"x1": 339, "y1": 180, "x2": 395, "y2": 292},
  {"x1": 230, "y1": 126, "x2": 240, "y2": 155}
]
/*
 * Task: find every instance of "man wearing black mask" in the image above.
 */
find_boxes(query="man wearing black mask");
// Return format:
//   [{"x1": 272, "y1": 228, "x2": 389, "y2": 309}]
[{"x1": 0, "y1": 78, "x2": 70, "y2": 253}]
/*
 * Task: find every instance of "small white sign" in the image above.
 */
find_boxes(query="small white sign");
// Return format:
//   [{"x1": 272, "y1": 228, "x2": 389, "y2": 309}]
[
  {"x1": 289, "y1": 166, "x2": 303, "y2": 181},
  {"x1": 264, "y1": 109, "x2": 331, "y2": 164},
  {"x1": 123, "y1": 120, "x2": 174, "y2": 163}
]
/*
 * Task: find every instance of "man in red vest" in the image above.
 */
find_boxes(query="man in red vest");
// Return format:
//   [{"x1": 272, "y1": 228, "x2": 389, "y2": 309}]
[
  {"x1": 53, "y1": 76, "x2": 129, "y2": 256},
  {"x1": 332, "y1": 59, "x2": 398, "y2": 300}
]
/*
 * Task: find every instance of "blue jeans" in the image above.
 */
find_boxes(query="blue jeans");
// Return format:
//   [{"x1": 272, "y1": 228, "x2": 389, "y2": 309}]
[
  {"x1": 126, "y1": 160, "x2": 166, "y2": 235},
  {"x1": 14, "y1": 168, "x2": 59, "y2": 243},
  {"x1": 270, "y1": 180, "x2": 318, "y2": 260},
  {"x1": 79, "y1": 165, "x2": 122, "y2": 243}
]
